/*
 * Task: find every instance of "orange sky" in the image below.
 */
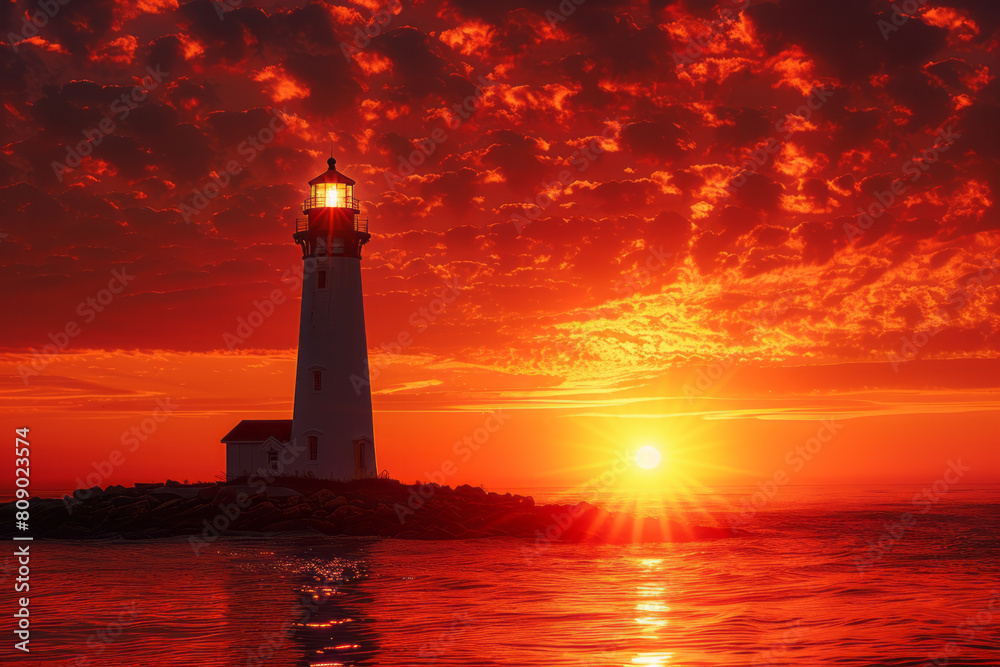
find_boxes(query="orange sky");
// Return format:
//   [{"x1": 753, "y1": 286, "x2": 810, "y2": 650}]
[
  {"x1": 2, "y1": 0, "x2": 999, "y2": 493},
  {"x1": 2, "y1": 350, "x2": 999, "y2": 492}
]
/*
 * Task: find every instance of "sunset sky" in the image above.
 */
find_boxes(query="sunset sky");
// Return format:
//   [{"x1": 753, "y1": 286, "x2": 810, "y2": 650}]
[{"x1": 2, "y1": 0, "x2": 999, "y2": 493}]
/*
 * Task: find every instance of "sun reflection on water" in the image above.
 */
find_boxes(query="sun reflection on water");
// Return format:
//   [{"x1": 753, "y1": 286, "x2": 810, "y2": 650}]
[
  {"x1": 632, "y1": 557, "x2": 673, "y2": 664},
  {"x1": 630, "y1": 653, "x2": 674, "y2": 665}
]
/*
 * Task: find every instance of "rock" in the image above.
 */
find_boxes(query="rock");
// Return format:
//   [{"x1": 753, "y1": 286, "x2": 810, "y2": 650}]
[
  {"x1": 306, "y1": 489, "x2": 337, "y2": 506},
  {"x1": 263, "y1": 487, "x2": 301, "y2": 500},
  {"x1": 74, "y1": 486, "x2": 103, "y2": 502},
  {"x1": 323, "y1": 496, "x2": 348, "y2": 511},
  {"x1": 233, "y1": 503, "x2": 281, "y2": 530},
  {"x1": 305, "y1": 519, "x2": 343, "y2": 536},
  {"x1": 111, "y1": 499, "x2": 151, "y2": 522},
  {"x1": 456, "y1": 484, "x2": 487, "y2": 499},
  {"x1": 246, "y1": 500, "x2": 277, "y2": 515},
  {"x1": 147, "y1": 499, "x2": 185, "y2": 525},
  {"x1": 142, "y1": 494, "x2": 169, "y2": 509},
  {"x1": 135, "y1": 482, "x2": 162, "y2": 491},
  {"x1": 163, "y1": 499, "x2": 217, "y2": 524},
  {"x1": 343, "y1": 519, "x2": 377, "y2": 536},
  {"x1": 32, "y1": 505, "x2": 70, "y2": 531},
  {"x1": 492, "y1": 512, "x2": 538, "y2": 536},
  {"x1": 280, "y1": 504, "x2": 311, "y2": 520},
  {"x1": 85, "y1": 505, "x2": 114, "y2": 529},
  {"x1": 212, "y1": 487, "x2": 239, "y2": 507},
  {"x1": 440, "y1": 521, "x2": 470, "y2": 539},
  {"x1": 108, "y1": 496, "x2": 144, "y2": 508},
  {"x1": 104, "y1": 484, "x2": 130, "y2": 498},
  {"x1": 331, "y1": 504, "x2": 366, "y2": 520},
  {"x1": 197, "y1": 486, "x2": 223, "y2": 501}
]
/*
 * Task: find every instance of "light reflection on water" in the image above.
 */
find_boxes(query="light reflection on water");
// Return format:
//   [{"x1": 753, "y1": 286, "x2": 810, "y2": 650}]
[{"x1": 2, "y1": 486, "x2": 999, "y2": 666}]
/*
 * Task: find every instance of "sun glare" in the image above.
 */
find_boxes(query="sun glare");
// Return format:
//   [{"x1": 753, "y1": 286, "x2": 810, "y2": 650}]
[{"x1": 635, "y1": 445, "x2": 661, "y2": 470}]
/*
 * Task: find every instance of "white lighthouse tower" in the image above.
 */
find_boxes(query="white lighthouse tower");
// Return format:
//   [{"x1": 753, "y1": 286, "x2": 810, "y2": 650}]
[
  {"x1": 288, "y1": 158, "x2": 376, "y2": 480},
  {"x1": 220, "y1": 158, "x2": 377, "y2": 481}
]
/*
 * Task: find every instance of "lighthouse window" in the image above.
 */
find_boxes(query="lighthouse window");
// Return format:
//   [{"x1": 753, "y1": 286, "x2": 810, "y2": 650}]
[
  {"x1": 311, "y1": 183, "x2": 348, "y2": 208},
  {"x1": 308, "y1": 436, "x2": 318, "y2": 461},
  {"x1": 313, "y1": 370, "x2": 322, "y2": 391},
  {"x1": 317, "y1": 271, "x2": 326, "y2": 289}
]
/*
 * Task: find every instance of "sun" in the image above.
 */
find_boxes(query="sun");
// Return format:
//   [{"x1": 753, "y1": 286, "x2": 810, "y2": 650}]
[{"x1": 634, "y1": 445, "x2": 661, "y2": 470}]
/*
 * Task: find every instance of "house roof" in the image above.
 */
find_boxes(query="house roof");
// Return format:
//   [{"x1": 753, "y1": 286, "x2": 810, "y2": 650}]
[{"x1": 221, "y1": 419, "x2": 293, "y2": 443}]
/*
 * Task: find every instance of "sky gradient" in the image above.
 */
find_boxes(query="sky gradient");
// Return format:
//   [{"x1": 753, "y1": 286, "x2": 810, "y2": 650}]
[{"x1": 2, "y1": 0, "x2": 999, "y2": 492}]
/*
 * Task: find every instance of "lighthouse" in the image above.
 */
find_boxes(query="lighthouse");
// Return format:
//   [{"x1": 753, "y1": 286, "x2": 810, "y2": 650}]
[
  {"x1": 289, "y1": 158, "x2": 377, "y2": 479},
  {"x1": 221, "y1": 158, "x2": 377, "y2": 481}
]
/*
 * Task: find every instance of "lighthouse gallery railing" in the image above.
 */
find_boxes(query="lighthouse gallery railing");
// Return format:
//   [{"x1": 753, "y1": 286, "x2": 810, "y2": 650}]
[
  {"x1": 295, "y1": 216, "x2": 368, "y2": 235},
  {"x1": 301, "y1": 195, "x2": 360, "y2": 212}
]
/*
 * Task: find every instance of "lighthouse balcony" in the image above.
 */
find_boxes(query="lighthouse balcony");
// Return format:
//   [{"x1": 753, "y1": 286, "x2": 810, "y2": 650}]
[
  {"x1": 295, "y1": 215, "x2": 369, "y2": 235},
  {"x1": 301, "y1": 195, "x2": 360, "y2": 213}
]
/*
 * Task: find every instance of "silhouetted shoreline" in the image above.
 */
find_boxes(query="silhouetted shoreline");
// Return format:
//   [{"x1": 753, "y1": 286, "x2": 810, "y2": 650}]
[{"x1": 0, "y1": 477, "x2": 740, "y2": 544}]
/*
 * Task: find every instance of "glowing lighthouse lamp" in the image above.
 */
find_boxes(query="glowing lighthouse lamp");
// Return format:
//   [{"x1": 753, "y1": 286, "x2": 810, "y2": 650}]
[{"x1": 289, "y1": 158, "x2": 377, "y2": 480}]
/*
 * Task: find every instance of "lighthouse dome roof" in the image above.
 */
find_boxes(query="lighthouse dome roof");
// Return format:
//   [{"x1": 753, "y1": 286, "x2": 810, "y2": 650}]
[{"x1": 308, "y1": 158, "x2": 357, "y2": 186}]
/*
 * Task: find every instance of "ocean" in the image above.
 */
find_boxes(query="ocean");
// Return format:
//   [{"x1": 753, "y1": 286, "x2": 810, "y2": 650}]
[{"x1": 3, "y1": 485, "x2": 998, "y2": 666}]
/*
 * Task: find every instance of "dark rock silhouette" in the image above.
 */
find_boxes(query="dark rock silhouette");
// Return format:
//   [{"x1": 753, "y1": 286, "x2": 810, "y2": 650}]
[{"x1": 0, "y1": 478, "x2": 744, "y2": 543}]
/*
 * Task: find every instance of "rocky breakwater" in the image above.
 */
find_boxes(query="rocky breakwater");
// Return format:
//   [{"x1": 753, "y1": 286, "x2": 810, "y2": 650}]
[{"x1": 0, "y1": 479, "x2": 740, "y2": 543}]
